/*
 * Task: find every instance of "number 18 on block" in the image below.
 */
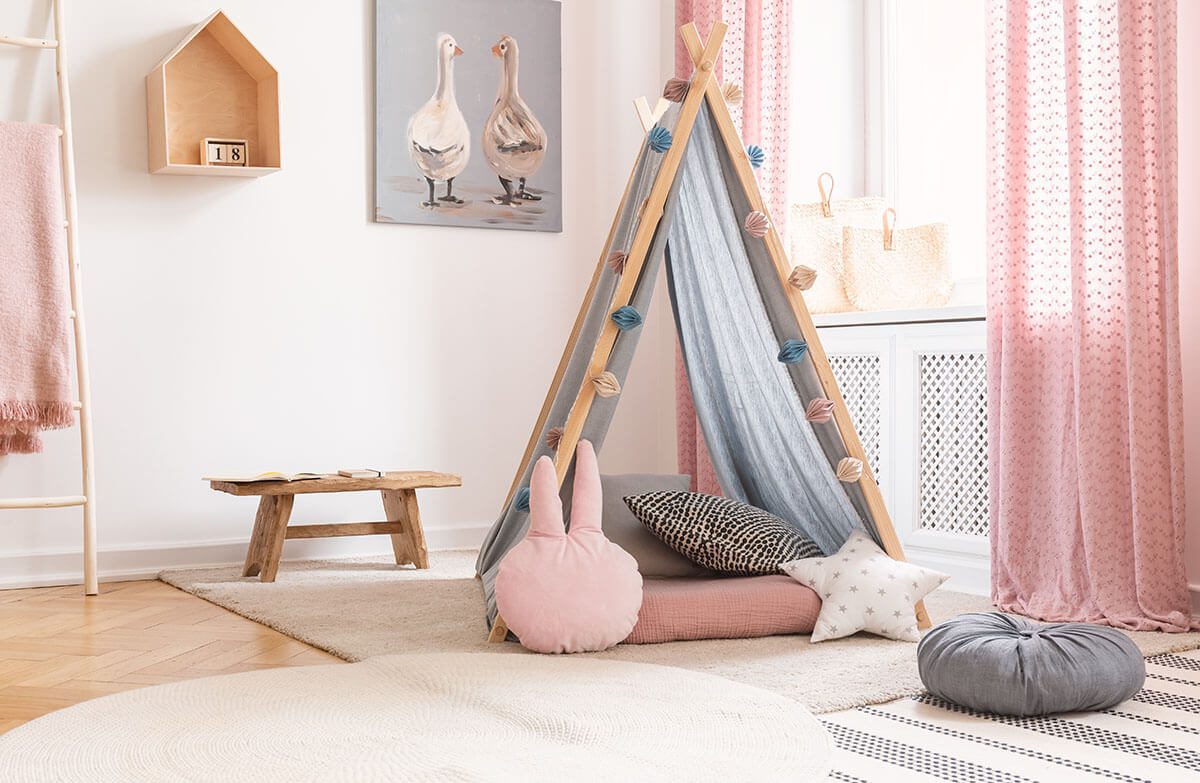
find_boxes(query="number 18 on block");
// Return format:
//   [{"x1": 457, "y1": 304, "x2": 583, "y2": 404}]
[{"x1": 202, "y1": 138, "x2": 249, "y2": 167}]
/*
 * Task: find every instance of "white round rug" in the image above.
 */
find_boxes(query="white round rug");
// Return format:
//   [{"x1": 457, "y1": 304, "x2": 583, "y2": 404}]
[{"x1": 0, "y1": 652, "x2": 831, "y2": 782}]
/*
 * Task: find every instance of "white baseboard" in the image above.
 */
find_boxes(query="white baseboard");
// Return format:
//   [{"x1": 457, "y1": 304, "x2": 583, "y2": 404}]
[
  {"x1": 905, "y1": 545, "x2": 991, "y2": 597},
  {"x1": 9, "y1": 531, "x2": 1195, "y2": 620},
  {"x1": 0, "y1": 524, "x2": 491, "y2": 591},
  {"x1": 909, "y1": 556, "x2": 1200, "y2": 621}
]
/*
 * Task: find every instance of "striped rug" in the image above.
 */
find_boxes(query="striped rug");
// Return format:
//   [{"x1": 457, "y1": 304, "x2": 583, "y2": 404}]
[{"x1": 825, "y1": 649, "x2": 1200, "y2": 782}]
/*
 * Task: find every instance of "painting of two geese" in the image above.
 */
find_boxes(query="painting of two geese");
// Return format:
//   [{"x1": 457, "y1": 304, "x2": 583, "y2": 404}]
[{"x1": 375, "y1": 0, "x2": 562, "y2": 232}]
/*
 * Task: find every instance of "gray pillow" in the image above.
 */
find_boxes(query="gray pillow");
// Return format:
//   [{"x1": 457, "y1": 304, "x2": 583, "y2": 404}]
[
  {"x1": 600, "y1": 474, "x2": 710, "y2": 578},
  {"x1": 917, "y1": 612, "x2": 1145, "y2": 716}
]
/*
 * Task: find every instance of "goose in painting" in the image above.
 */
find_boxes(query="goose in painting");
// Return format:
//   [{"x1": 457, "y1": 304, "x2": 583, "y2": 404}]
[
  {"x1": 483, "y1": 34, "x2": 547, "y2": 205},
  {"x1": 407, "y1": 33, "x2": 470, "y2": 207}
]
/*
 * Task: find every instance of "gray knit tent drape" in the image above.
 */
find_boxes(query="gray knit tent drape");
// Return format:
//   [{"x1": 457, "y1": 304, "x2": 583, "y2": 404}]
[{"x1": 476, "y1": 103, "x2": 872, "y2": 625}]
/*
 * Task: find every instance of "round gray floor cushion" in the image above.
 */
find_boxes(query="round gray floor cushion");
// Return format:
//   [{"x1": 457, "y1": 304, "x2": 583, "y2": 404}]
[{"x1": 917, "y1": 612, "x2": 1145, "y2": 716}]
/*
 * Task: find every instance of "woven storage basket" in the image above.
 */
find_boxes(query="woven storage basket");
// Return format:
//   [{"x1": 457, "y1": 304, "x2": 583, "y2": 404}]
[
  {"x1": 842, "y1": 209, "x2": 953, "y2": 312},
  {"x1": 788, "y1": 173, "x2": 886, "y2": 313}
]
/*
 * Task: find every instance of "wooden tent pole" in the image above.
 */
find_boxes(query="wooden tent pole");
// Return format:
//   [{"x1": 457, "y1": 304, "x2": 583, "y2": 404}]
[
  {"x1": 499, "y1": 252, "x2": 605, "y2": 512},
  {"x1": 548, "y1": 22, "x2": 726, "y2": 486},
  {"x1": 487, "y1": 615, "x2": 509, "y2": 643},
  {"x1": 680, "y1": 26, "x2": 929, "y2": 629},
  {"x1": 488, "y1": 23, "x2": 726, "y2": 641},
  {"x1": 497, "y1": 141, "x2": 652, "y2": 517}
]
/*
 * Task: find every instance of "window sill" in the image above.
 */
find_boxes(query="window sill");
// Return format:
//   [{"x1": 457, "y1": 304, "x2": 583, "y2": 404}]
[
  {"x1": 812, "y1": 303, "x2": 985, "y2": 328},
  {"x1": 810, "y1": 276, "x2": 985, "y2": 328}
]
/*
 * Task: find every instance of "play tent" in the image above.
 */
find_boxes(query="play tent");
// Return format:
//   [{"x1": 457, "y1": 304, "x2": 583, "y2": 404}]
[{"x1": 477, "y1": 23, "x2": 925, "y2": 640}]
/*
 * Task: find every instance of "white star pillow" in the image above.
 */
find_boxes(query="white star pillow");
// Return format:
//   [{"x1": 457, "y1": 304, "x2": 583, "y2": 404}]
[{"x1": 780, "y1": 530, "x2": 948, "y2": 643}]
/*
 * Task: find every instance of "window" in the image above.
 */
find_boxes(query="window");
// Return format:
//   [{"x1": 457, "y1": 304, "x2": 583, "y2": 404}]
[
  {"x1": 883, "y1": 0, "x2": 986, "y2": 297},
  {"x1": 789, "y1": 0, "x2": 987, "y2": 308}
]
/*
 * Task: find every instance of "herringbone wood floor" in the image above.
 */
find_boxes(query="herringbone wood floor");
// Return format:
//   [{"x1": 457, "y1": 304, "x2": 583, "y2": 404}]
[{"x1": 0, "y1": 579, "x2": 342, "y2": 734}]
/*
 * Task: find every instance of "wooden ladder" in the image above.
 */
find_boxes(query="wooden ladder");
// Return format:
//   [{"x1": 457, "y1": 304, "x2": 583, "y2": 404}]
[{"x1": 0, "y1": 0, "x2": 99, "y2": 596}]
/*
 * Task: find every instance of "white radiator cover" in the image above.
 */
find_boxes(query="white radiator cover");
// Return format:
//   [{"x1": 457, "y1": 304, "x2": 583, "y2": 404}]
[{"x1": 816, "y1": 313, "x2": 989, "y2": 594}]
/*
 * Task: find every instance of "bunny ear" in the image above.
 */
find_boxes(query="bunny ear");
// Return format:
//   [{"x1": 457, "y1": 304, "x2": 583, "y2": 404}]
[
  {"x1": 569, "y1": 440, "x2": 603, "y2": 533},
  {"x1": 527, "y1": 456, "x2": 565, "y2": 537}
]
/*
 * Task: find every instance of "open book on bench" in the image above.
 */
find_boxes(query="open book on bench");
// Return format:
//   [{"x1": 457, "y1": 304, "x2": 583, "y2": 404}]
[{"x1": 201, "y1": 472, "x2": 325, "y2": 484}]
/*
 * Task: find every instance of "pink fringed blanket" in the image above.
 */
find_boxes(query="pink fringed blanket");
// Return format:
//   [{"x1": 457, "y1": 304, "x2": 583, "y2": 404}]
[{"x1": 0, "y1": 122, "x2": 74, "y2": 454}]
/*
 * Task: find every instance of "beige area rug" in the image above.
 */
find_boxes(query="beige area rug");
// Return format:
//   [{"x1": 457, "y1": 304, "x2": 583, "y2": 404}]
[
  {"x1": 160, "y1": 550, "x2": 1200, "y2": 714},
  {"x1": 0, "y1": 653, "x2": 832, "y2": 782}
]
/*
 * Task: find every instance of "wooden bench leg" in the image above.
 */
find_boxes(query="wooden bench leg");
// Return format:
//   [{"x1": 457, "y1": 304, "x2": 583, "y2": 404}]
[
  {"x1": 242, "y1": 495, "x2": 295, "y2": 582},
  {"x1": 242, "y1": 497, "x2": 272, "y2": 577},
  {"x1": 380, "y1": 488, "x2": 428, "y2": 569}
]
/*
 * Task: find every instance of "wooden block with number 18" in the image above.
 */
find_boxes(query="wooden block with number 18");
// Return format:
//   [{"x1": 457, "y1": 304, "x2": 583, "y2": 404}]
[{"x1": 202, "y1": 138, "x2": 249, "y2": 167}]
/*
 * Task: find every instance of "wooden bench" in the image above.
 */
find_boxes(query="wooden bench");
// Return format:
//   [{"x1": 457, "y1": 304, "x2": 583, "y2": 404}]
[{"x1": 209, "y1": 471, "x2": 462, "y2": 582}]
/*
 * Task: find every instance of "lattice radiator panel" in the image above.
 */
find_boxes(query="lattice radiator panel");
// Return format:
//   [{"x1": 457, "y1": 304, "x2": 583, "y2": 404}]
[
  {"x1": 827, "y1": 354, "x2": 883, "y2": 481},
  {"x1": 917, "y1": 352, "x2": 989, "y2": 536}
]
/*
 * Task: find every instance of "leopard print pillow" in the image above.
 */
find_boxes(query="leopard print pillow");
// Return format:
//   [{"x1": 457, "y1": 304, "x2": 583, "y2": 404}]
[{"x1": 623, "y1": 491, "x2": 822, "y2": 575}]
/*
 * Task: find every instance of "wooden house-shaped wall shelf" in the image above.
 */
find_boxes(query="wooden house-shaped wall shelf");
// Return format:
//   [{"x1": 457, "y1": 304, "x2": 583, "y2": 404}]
[{"x1": 146, "y1": 10, "x2": 279, "y2": 177}]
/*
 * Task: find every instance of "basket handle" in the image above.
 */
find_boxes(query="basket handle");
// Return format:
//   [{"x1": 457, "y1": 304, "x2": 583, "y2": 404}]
[
  {"x1": 882, "y1": 208, "x2": 897, "y2": 251},
  {"x1": 818, "y1": 172, "x2": 834, "y2": 218}
]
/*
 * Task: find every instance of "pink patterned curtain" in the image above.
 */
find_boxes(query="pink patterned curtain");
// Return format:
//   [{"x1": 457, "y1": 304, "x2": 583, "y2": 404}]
[
  {"x1": 988, "y1": 0, "x2": 1193, "y2": 631},
  {"x1": 674, "y1": 0, "x2": 791, "y2": 493}
]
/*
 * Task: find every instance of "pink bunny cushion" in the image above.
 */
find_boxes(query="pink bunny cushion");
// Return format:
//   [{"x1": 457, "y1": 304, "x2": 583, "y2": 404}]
[{"x1": 495, "y1": 441, "x2": 643, "y2": 654}]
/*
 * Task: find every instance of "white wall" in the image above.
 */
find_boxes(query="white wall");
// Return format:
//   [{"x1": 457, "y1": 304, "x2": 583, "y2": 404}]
[
  {"x1": 0, "y1": 0, "x2": 677, "y2": 587},
  {"x1": 6, "y1": 0, "x2": 1189, "y2": 603}
]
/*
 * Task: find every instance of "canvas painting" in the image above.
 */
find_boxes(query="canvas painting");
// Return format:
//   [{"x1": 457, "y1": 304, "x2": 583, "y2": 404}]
[{"x1": 375, "y1": 0, "x2": 563, "y2": 233}]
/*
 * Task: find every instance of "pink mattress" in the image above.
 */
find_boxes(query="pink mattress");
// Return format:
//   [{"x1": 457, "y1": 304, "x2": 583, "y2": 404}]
[{"x1": 624, "y1": 574, "x2": 821, "y2": 645}]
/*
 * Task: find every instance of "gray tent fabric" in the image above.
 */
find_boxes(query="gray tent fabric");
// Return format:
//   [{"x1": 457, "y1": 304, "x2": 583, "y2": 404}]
[
  {"x1": 476, "y1": 101, "x2": 877, "y2": 626},
  {"x1": 702, "y1": 118, "x2": 877, "y2": 542},
  {"x1": 664, "y1": 106, "x2": 867, "y2": 555}
]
